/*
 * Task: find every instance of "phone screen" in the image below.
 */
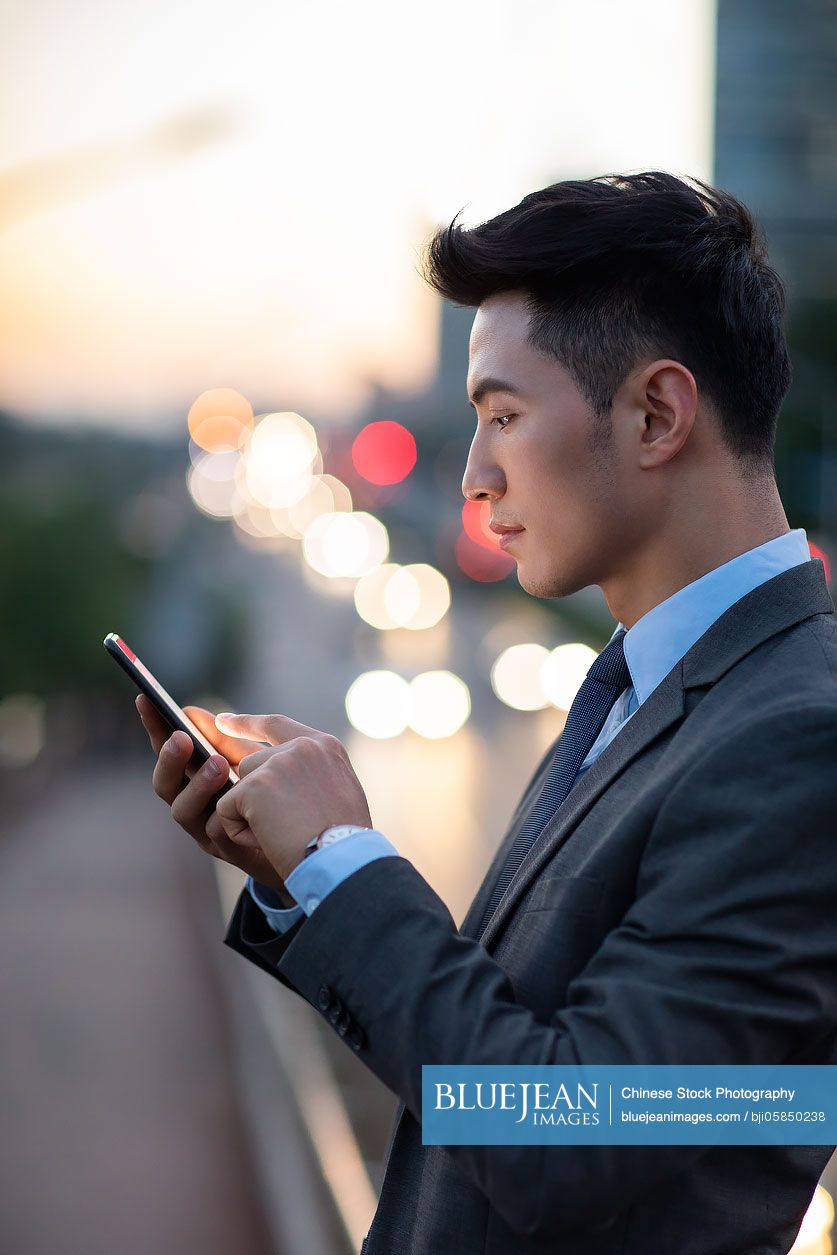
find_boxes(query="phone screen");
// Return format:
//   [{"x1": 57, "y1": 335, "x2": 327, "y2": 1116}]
[{"x1": 104, "y1": 632, "x2": 239, "y2": 786}]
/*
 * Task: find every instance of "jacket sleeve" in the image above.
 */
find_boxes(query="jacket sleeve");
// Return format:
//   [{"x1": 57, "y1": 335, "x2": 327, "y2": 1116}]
[
  {"x1": 228, "y1": 704, "x2": 837, "y2": 1239},
  {"x1": 224, "y1": 884, "x2": 308, "y2": 993}
]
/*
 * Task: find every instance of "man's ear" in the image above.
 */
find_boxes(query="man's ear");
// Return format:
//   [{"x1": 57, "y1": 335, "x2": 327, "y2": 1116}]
[{"x1": 635, "y1": 359, "x2": 698, "y2": 468}]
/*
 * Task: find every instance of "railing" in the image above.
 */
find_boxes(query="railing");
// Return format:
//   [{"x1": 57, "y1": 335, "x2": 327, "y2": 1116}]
[
  {"x1": 209, "y1": 862, "x2": 835, "y2": 1255},
  {"x1": 211, "y1": 863, "x2": 380, "y2": 1255}
]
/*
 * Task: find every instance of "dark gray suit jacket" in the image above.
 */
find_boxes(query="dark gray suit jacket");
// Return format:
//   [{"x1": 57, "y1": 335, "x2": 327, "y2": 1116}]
[{"x1": 225, "y1": 558, "x2": 837, "y2": 1254}]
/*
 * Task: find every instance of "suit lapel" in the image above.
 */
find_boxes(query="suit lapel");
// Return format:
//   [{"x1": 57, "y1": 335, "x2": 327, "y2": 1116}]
[
  {"x1": 476, "y1": 665, "x2": 687, "y2": 947},
  {"x1": 459, "y1": 732, "x2": 564, "y2": 938},
  {"x1": 468, "y1": 558, "x2": 834, "y2": 949}
]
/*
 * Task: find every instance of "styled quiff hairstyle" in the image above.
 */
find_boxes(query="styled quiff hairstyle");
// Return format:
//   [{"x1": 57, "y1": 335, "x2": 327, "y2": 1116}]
[{"x1": 422, "y1": 171, "x2": 791, "y2": 473}]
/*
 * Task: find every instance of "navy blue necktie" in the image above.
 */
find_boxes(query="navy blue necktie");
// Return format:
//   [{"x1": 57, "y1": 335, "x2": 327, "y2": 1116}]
[{"x1": 476, "y1": 628, "x2": 631, "y2": 939}]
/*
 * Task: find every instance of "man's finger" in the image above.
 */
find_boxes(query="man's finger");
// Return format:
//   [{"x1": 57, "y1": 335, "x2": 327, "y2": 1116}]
[
  {"x1": 151, "y1": 731, "x2": 194, "y2": 804},
  {"x1": 214, "y1": 710, "x2": 324, "y2": 746},
  {"x1": 204, "y1": 810, "x2": 228, "y2": 846},
  {"x1": 184, "y1": 705, "x2": 268, "y2": 764},
  {"x1": 170, "y1": 754, "x2": 231, "y2": 828},
  {"x1": 136, "y1": 694, "x2": 173, "y2": 754},
  {"x1": 214, "y1": 785, "x2": 256, "y2": 845},
  {"x1": 237, "y1": 745, "x2": 284, "y2": 778},
  {"x1": 215, "y1": 785, "x2": 239, "y2": 824}
]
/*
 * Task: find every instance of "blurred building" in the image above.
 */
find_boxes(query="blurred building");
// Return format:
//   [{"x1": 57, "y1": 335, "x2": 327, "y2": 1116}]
[
  {"x1": 714, "y1": 0, "x2": 837, "y2": 300},
  {"x1": 714, "y1": 0, "x2": 837, "y2": 536}
]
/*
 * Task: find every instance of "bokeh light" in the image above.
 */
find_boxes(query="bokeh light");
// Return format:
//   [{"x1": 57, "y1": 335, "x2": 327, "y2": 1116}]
[
  {"x1": 384, "y1": 564, "x2": 451, "y2": 630},
  {"x1": 790, "y1": 1185, "x2": 834, "y2": 1254},
  {"x1": 345, "y1": 670, "x2": 410, "y2": 739},
  {"x1": 454, "y1": 529, "x2": 515, "y2": 582},
  {"x1": 809, "y1": 540, "x2": 831, "y2": 584},
  {"x1": 541, "y1": 643, "x2": 599, "y2": 711},
  {"x1": 491, "y1": 643, "x2": 551, "y2": 711},
  {"x1": 354, "y1": 564, "x2": 403, "y2": 630},
  {"x1": 231, "y1": 492, "x2": 290, "y2": 543},
  {"x1": 288, "y1": 474, "x2": 353, "y2": 536},
  {"x1": 243, "y1": 411, "x2": 320, "y2": 508},
  {"x1": 462, "y1": 499, "x2": 502, "y2": 551},
  {"x1": 187, "y1": 387, "x2": 254, "y2": 452},
  {"x1": 352, "y1": 420, "x2": 417, "y2": 485},
  {"x1": 187, "y1": 450, "x2": 240, "y2": 519},
  {"x1": 353, "y1": 563, "x2": 451, "y2": 631},
  {"x1": 407, "y1": 671, "x2": 471, "y2": 738},
  {"x1": 302, "y1": 510, "x2": 389, "y2": 578},
  {"x1": 0, "y1": 693, "x2": 46, "y2": 767}
]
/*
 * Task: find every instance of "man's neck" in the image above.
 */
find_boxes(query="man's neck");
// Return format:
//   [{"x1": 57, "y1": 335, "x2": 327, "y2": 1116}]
[{"x1": 603, "y1": 490, "x2": 791, "y2": 629}]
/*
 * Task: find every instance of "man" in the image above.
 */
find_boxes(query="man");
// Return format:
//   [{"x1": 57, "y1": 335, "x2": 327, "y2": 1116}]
[{"x1": 139, "y1": 172, "x2": 837, "y2": 1253}]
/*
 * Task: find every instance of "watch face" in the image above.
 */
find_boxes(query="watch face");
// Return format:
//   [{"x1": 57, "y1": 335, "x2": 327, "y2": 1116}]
[{"x1": 320, "y1": 824, "x2": 367, "y2": 846}]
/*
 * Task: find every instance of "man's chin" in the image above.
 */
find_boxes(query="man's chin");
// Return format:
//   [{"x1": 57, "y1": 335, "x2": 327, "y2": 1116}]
[{"x1": 517, "y1": 560, "x2": 587, "y2": 601}]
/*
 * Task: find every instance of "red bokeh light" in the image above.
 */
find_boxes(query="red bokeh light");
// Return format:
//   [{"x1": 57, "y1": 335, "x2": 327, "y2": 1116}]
[
  {"x1": 461, "y1": 500, "x2": 502, "y2": 551},
  {"x1": 454, "y1": 530, "x2": 515, "y2": 582},
  {"x1": 352, "y1": 421, "x2": 417, "y2": 485},
  {"x1": 809, "y1": 540, "x2": 831, "y2": 584}
]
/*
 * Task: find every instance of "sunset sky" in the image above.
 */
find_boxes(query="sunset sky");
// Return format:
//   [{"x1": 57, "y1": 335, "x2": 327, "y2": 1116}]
[{"x1": 0, "y1": 0, "x2": 716, "y2": 433}]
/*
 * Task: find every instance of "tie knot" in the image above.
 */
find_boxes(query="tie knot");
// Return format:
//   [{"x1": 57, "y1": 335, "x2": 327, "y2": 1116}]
[{"x1": 587, "y1": 627, "x2": 631, "y2": 692}]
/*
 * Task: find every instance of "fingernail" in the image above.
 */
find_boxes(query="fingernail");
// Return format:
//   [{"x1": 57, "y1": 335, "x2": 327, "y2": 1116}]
[
  {"x1": 215, "y1": 712, "x2": 236, "y2": 724},
  {"x1": 205, "y1": 758, "x2": 223, "y2": 777}
]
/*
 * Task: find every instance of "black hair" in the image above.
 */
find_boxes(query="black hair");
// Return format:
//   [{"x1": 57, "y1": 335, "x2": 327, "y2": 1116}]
[{"x1": 422, "y1": 171, "x2": 791, "y2": 474}]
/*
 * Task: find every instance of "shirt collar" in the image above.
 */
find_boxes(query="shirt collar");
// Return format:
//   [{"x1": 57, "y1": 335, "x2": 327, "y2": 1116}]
[{"x1": 606, "y1": 529, "x2": 812, "y2": 707}]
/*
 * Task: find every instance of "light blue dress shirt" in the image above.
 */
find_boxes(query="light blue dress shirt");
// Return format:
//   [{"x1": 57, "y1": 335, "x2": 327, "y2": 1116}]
[{"x1": 248, "y1": 528, "x2": 813, "y2": 933}]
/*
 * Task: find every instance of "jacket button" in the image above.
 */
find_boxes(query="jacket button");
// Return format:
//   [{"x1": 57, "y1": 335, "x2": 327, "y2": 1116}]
[
  {"x1": 336, "y1": 1008, "x2": 352, "y2": 1036},
  {"x1": 317, "y1": 984, "x2": 332, "y2": 1011},
  {"x1": 327, "y1": 1000, "x2": 343, "y2": 1025},
  {"x1": 347, "y1": 1024, "x2": 364, "y2": 1051}
]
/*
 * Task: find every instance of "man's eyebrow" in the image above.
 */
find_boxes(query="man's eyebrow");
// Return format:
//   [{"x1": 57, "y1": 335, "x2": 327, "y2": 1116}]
[{"x1": 467, "y1": 377, "x2": 523, "y2": 408}]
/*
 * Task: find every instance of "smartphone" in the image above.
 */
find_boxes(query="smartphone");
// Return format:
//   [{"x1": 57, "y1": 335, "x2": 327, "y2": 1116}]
[{"x1": 104, "y1": 632, "x2": 239, "y2": 788}]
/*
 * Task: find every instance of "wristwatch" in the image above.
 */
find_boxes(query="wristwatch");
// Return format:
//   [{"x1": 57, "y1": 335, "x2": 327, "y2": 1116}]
[{"x1": 303, "y1": 824, "x2": 372, "y2": 859}]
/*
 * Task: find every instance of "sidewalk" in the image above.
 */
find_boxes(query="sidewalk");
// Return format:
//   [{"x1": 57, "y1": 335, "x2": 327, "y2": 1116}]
[{"x1": 0, "y1": 759, "x2": 274, "y2": 1255}]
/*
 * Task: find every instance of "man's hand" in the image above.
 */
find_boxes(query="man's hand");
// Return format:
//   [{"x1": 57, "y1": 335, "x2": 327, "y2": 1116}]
[
  {"x1": 212, "y1": 711, "x2": 374, "y2": 882},
  {"x1": 135, "y1": 694, "x2": 294, "y2": 900}
]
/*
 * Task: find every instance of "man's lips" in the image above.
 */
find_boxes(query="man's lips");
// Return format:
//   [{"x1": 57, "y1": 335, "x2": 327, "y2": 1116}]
[
  {"x1": 488, "y1": 522, "x2": 525, "y2": 536},
  {"x1": 497, "y1": 528, "x2": 525, "y2": 550}
]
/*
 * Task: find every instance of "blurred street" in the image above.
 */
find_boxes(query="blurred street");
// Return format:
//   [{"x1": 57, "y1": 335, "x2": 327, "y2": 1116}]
[{"x1": 0, "y1": 763, "x2": 276, "y2": 1255}]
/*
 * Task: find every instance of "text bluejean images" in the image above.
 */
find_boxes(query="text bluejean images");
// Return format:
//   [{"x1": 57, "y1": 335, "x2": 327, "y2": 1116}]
[{"x1": 422, "y1": 1066, "x2": 837, "y2": 1145}]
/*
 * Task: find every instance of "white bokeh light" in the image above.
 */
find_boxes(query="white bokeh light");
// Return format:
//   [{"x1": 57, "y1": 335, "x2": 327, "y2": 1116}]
[
  {"x1": 303, "y1": 510, "x2": 389, "y2": 578},
  {"x1": 187, "y1": 450, "x2": 240, "y2": 519},
  {"x1": 407, "y1": 671, "x2": 471, "y2": 739},
  {"x1": 354, "y1": 563, "x2": 403, "y2": 630},
  {"x1": 541, "y1": 643, "x2": 599, "y2": 711},
  {"x1": 491, "y1": 643, "x2": 551, "y2": 711},
  {"x1": 243, "y1": 412, "x2": 320, "y2": 508},
  {"x1": 345, "y1": 670, "x2": 411, "y2": 739},
  {"x1": 386, "y1": 563, "x2": 451, "y2": 630},
  {"x1": 288, "y1": 473, "x2": 352, "y2": 536}
]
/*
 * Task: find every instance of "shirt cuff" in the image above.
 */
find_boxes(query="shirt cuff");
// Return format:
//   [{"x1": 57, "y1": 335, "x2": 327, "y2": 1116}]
[
  {"x1": 285, "y1": 828, "x2": 399, "y2": 916},
  {"x1": 246, "y1": 877, "x2": 306, "y2": 933}
]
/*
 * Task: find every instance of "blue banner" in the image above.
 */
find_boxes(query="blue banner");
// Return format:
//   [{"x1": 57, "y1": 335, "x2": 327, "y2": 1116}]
[{"x1": 421, "y1": 1065, "x2": 837, "y2": 1144}]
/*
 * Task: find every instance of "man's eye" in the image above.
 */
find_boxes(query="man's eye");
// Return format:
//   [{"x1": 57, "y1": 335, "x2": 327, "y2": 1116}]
[{"x1": 490, "y1": 414, "x2": 513, "y2": 430}]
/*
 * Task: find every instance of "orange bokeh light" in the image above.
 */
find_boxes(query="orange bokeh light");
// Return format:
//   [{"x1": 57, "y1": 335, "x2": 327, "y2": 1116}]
[
  {"x1": 352, "y1": 420, "x2": 417, "y2": 485},
  {"x1": 187, "y1": 388, "x2": 254, "y2": 452}
]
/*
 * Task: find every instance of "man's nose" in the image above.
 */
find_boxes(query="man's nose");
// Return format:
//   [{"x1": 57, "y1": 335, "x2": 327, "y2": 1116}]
[{"x1": 461, "y1": 435, "x2": 505, "y2": 502}]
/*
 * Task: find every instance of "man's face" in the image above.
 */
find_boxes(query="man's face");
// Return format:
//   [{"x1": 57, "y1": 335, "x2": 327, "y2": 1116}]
[{"x1": 463, "y1": 290, "x2": 636, "y2": 600}]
